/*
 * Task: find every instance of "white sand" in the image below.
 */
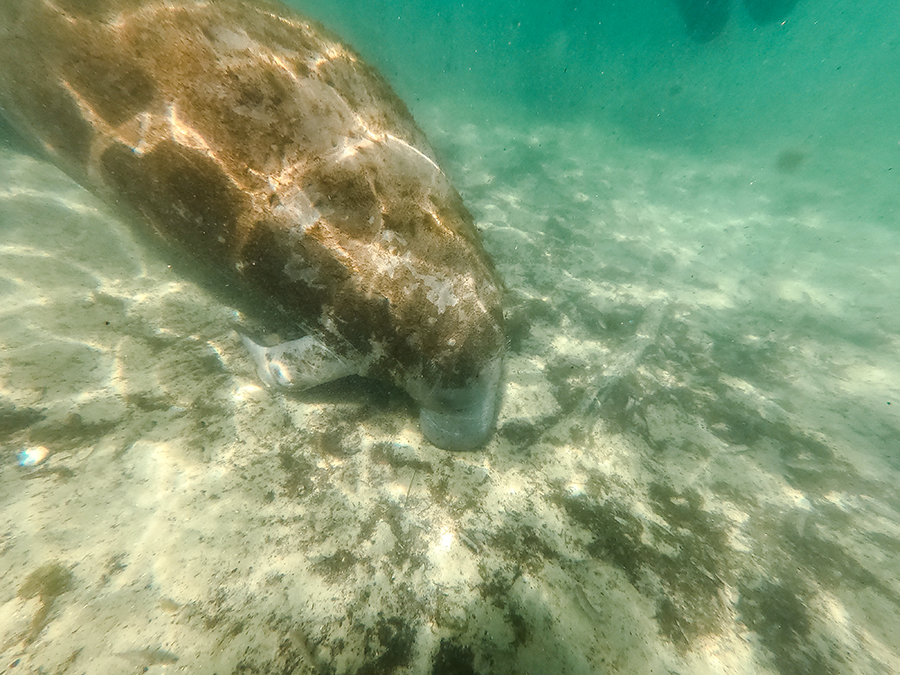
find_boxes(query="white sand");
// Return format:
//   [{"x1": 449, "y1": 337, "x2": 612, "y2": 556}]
[{"x1": 1, "y1": 106, "x2": 898, "y2": 674}]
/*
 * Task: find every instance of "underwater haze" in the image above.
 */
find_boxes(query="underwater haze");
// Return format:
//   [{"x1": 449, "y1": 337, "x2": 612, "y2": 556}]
[{"x1": 1, "y1": 1, "x2": 899, "y2": 674}]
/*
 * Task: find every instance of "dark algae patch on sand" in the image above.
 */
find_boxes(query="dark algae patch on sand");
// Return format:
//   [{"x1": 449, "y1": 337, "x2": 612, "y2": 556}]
[
  {"x1": 557, "y1": 484, "x2": 732, "y2": 649},
  {"x1": 18, "y1": 562, "x2": 74, "y2": 644}
]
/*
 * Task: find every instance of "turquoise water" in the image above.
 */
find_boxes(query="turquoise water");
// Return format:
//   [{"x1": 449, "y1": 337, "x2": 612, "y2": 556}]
[
  {"x1": 1, "y1": 1, "x2": 899, "y2": 673},
  {"x1": 308, "y1": 0, "x2": 900, "y2": 222}
]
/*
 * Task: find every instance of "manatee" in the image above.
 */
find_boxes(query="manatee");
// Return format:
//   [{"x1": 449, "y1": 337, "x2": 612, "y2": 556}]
[{"x1": 0, "y1": 0, "x2": 505, "y2": 450}]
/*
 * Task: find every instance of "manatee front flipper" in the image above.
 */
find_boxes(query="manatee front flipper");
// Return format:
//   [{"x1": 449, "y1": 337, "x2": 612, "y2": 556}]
[{"x1": 241, "y1": 335, "x2": 357, "y2": 390}]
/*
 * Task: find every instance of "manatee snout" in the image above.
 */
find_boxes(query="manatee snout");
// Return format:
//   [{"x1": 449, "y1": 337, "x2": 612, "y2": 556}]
[{"x1": 408, "y1": 355, "x2": 503, "y2": 451}]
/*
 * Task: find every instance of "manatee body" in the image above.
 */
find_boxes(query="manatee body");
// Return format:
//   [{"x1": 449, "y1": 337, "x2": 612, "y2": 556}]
[{"x1": 0, "y1": 0, "x2": 505, "y2": 450}]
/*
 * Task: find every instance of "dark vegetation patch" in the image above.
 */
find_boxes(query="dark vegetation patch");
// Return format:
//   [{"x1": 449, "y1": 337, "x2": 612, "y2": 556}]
[
  {"x1": 737, "y1": 578, "x2": 838, "y2": 675},
  {"x1": 310, "y1": 427, "x2": 355, "y2": 458},
  {"x1": 590, "y1": 374, "x2": 645, "y2": 435},
  {"x1": 710, "y1": 480, "x2": 758, "y2": 508},
  {"x1": 284, "y1": 413, "x2": 378, "y2": 463},
  {"x1": 278, "y1": 445, "x2": 318, "y2": 498},
  {"x1": 498, "y1": 419, "x2": 544, "y2": 448},
  {"x1": 488, "y1": 524, "x2": 559, "y2": 573},
  {"x1": 126, "y1": 393, "x2": 172, "y2": 412},
  {"x1": 424, "y1": 459, "x2": 487, "y2": 516},
  {"x1": 506, "y1": 606, "x2": 530, "y2": 648},
  {"x1": 477, "y1": 564, "x2": 522, "y2": 604},
  {"x1": 657, "y1": 371, "x2": 874, "y2": 498},
  {"x1": 194, "y1": 349, "x2": 230, "y2": 377},
  {"x1": 477, "y1": 564, "x2": 531, "y2": 649},
  {"x1": 100, "y1": 553, "x2": 127, "y2": 584},
  {"x1": 774, "y1": 517, "x2": 900, "y2": 606},
  {"x1": 647, "y1": 484, "x2": 730, "y2": 643},
  {"x1": 559, "y1": 492, "x2": 644, "y2": 585},
  {"x1": 189, "y1": 396, "x2": 230, "y2": 433},
  {"x1": 570, "y1": 301, "x2": 645, "y2": 342},
  {"x1": 369, "y1": 441, "x2": 432, "y2": 473},
  {"x1": 0, "y1": 403, "x2": 45, "y2": 441},
  {"x1": 18, "y1": 562, "x2": 75, "y2": 643},
  {"x1": 28, "y1": 413, "x2": 117, "y2": 448},
  {"x1": 359, "y1": 500, "x2": 428, "y2": 570},
  {"x1": 356, "y1": 616, "x2": 416, "y2": 675},
  {"x1": 18, "y1": 563, "x2": 74, "y2": 600},
  {"x1": 431, "y1": 640, "x2": 480, "y2": 675},
  {"x1": 544, "y1": 355, "x2": 603, "y2": 416},
  {"x1": 659, "y1": 316, "x2": 782, "y2": 393},
  {"x1": 503, "y1": 298, "x2": 560, "y2": 354},
  {"x1": 292, "y1": 375, "x2": 411, "y2": 411},
  {"x1": 557, "y1": 484, "x2": 732, "y2": 650},
  {"x1": 707, "y1": 332, "x2": 787, "y2": 388},
  {"x1": 792, "y1": 312, "x2": 889, "y2": 351},
  {"x1": 311, "y1": 550, "x2": 358, "y2": 582},
  {"x1": 273, "y1": 624, "x2": 335, "y2": 675},
  {"x1": 287, "y1": 381, "x2": 414, "y2": 454}
]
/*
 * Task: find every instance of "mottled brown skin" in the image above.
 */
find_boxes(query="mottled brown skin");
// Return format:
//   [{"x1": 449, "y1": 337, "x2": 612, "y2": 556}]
[{"x1": 0, "y1": 0, "x2": 505, "y2": 449}]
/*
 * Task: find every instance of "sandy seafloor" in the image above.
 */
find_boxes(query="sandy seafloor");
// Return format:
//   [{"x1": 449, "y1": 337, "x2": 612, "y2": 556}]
[{"x1": 1, "y1": 96, "x2": 900, "y2": 675}]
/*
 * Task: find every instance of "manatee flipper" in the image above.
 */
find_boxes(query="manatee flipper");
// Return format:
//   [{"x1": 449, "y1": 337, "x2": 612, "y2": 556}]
[{"x1": 241, "y1": 335, "x2": 357, "y2": 390}]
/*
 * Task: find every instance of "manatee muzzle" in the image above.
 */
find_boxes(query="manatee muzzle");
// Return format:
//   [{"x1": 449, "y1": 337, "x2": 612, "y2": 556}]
[{"x1": 413, "y1": 357, "x2": 503, "y2": 452}]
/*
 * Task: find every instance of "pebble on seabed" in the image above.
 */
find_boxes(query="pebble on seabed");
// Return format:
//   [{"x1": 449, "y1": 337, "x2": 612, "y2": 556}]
[{"x1": 17, "y1": 446, "x2": 50, "y2": 467}]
